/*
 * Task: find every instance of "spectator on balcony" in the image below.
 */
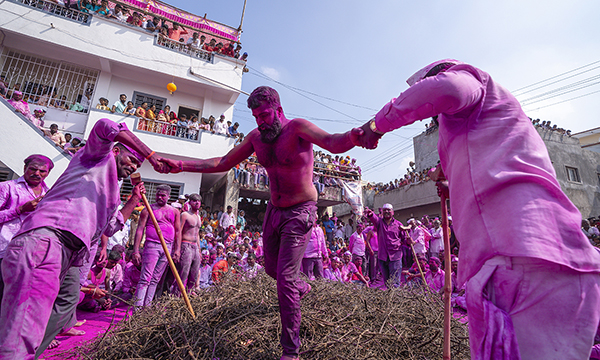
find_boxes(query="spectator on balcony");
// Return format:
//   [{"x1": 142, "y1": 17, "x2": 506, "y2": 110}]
[
  {"x1": 80, "y1": 88, "x2": 92, "y2": 111},
  {"x1": 212, "y1": 114, "x2": 228, "y2": 135},
  {"x1": 0, "y1": 75, "x2": 7, "y2": 97},
  {"x1": 94, "y1": 0, "x2": 111, "y2": 16},
  {"x1": 203, "y1": 38, "x2": 217, "y2": 52},
  {"x1": 143, "y1": 16, "x2": 161, "y2": 33},
  {"x1": 146, "y1": 105, "x2": 156, "y2": 121},
  {"x1": 127, "y1": 12, "x2": 143, "y2": 27},
  {"x1": 96, "y1": 97, "x2": 110, "y2": 111},
  {"x1": 124, "y1": 101, "x2": 135, "y2": 115},
  {"x1": 78, "y1": 0, "x2": 94, "y2": 13},
  {"x1": 214, "y1": 42, "x2": 224, "y2": 55},
  {"x1": 199, "y1": 117, "x2": 210, "y2": 131},
  {"x1": 188, "y1": 115, "x2": 200, "y2": 140},
  {"x1": 44, "y1": 124, "x2": 67, "y2": 148},
  {"x1": 168, "y1": 23, "x2": 188, "y2": 41},
  {"x1": 7, "y1": 91, "x2": 37, "y2": 124},
  {"x1": 6, "y1": 82, "x2": 21, "y2": 100},
  {"x1": 176, "y1": 114, "x2": 189, "y2": 138},
  {"x1": 156, "y1": 110, "x2": 167, "y2": 123},
  {"x1": 37, "y1": 88, "x2": 51, "y2": 107},
  {"x1": 240, "y1": 52, "x2": 248, "y2": 61},
  {"x1": 228, "y1": 122, "x2": 240, "y2": 138},
  {"x1": 233, "y1": 44, "x2": 242, "y2": 59},
  {"x1": 110, "y1": 4, "x2": 128, "y2": 22},
  {"x1": 187, "y1": 32, "x2": 204, "y2": 50},
  {"x1": 32, "y1": 108, "x2": 46, "y2": 129},
  {"x1": 222, "y1": 43, "x2": 235, "y2": 57},
  {"x1": 111, "y1": 94, "x2": 127, "y2": 114},
  {"x1": 135, "y1": 102, "x2": 148, "y2": 118}
]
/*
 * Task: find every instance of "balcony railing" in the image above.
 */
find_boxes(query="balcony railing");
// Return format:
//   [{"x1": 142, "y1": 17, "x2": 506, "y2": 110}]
[
  {"x1": 8, "y1": 0, "x2": 93, "y2": 24},
  {"x1": 135, "y1": 117, "x2": 222, "y2": 142},
  {"x1": 155, "y1": 36, "x2": 214, "y2": 63}
]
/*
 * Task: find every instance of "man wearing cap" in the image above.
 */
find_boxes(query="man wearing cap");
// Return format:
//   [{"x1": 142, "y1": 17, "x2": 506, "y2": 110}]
[
  {"x1": 7, "y1": 91, "x2": 37, "y2": 124},
  {"x1": 0, "y1": 155, "x2": 53, "y2": 306},
  {"x1": 197, "y1": 250, "x2": 212, "y2": 288},
  {"x1": 364, "y1": 204, "x2": 411, "y2": 287},
  {"x1": 32, "y1": 108, "x2": 46, "y2": 129},
  {"x1": 0, "y1": 118, "x2": 166, "y2": 359},
  {"x1": 302, "y1": 219, "x2": 327, "y2": 280},
  {"x1": 355, "y1": 59, "x2": 600, "y2": 359},
  {"x1": 159, "y1": 86, "x2": 363, "y2": 360},
  {"x1": 132, "y1": 184, "x2": 181, "y2": 306},
  {"x1": 407, "y1": 219, "x2": 426, "y2": 259}
]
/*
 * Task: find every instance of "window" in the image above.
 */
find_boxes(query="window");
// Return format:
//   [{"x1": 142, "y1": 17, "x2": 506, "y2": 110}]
[
  {"x1": 120, "y1": 178, "x2": 182, "y2": 204},
  {"x1": 132, "y1": 91, "x2": 167, "y2": 112},
  {"x1": 1, "y1": 48, "x2": 98, "y2": 111},
  {"x1": 565, "y1": 166, "x2": 581, "y2": 183},
  {"x1": 0, "y1": 169, "x2": 13, "y2": 183},
  {"x1": 177, "y1": 105, "x2": 201, "y2": 121}
]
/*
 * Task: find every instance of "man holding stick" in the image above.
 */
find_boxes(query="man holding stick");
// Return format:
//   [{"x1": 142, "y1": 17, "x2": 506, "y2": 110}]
[
  {"x1": 355, "y1": 59, "x2": 600, "y2": 359},
  {"x1": 160, "y1": 86, "x2": 363, "y2": 360},
  {"x1": 132, "y1": 184, "x2": 181, "y2": 306},
  {"x1": 0, "y1": 118, "x2": 166, "y2": 359}
]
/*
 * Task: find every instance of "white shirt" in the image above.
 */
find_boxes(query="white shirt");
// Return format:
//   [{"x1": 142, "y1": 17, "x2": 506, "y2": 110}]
[
  {"x1": 213, "y1": 120, "x2": 228, "y2": 135},
  {"x1": 219, "y1": 211, "x2": 236, "y2": 229}
]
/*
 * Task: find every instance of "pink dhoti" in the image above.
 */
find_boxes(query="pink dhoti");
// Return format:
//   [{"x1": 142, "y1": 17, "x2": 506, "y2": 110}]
[{"x1": 466, "y1": 256, "x2": 600, "y2": 360}]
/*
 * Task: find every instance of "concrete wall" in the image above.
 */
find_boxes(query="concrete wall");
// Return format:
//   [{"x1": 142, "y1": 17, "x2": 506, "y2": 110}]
[
  {"x1": 540, "y1": 129, "x2": 600, "y2": 218},
  {"x1": 413, "y1": 129, "x2": 440, "y2": 172}
]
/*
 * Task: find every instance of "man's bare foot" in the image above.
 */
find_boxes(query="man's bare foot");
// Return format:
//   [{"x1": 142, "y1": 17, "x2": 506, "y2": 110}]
[
  {"x1": 59, "y1": 328, "x2": 85, "y2": 336},
  {"x1": 74, "y1": 319, "x2": 86, "y2": 327},
  {"x1": 48, "y1": 339, "x2": 61, "y2": 349}
]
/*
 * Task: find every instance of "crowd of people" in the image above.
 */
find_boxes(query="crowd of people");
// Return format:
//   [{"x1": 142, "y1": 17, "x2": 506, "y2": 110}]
[
  {"x1": 530, "y1": 117, "x2": 572, "y2": 136},
  {"x1": 364, "y1": 163, "x2": 436, "y2": 194},
  {"x1": 313, "y1": 151, "x2": 361, "y2": 195}
]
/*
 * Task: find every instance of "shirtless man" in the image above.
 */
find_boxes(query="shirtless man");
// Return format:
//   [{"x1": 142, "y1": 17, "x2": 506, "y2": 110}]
[
  {"x1": 177, "y1": 193, "x2": 202, "y2": 292},
  {"x1": 132, "y1": 184, "x2": 181, "y2": 307},
  {"x1": 161, "y1": 86, "x2": 362, "y2": 360}
]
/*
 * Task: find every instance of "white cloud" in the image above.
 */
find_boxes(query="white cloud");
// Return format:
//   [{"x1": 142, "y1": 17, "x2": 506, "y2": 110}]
[{"x1": 261, "y1": 67, "x2": 280, "y2": 81}]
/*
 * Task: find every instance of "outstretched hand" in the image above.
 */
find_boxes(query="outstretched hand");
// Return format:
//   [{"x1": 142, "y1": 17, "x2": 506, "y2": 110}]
[
  {"x1": 353, "y1": 121, "x2": 383, "y2": 149},
  {"x1": 148, "y1": 154, "x2": 173, "y2": 174},
  {"x1": 159, "y1": 158, "x2": 184, "y2": 174}
]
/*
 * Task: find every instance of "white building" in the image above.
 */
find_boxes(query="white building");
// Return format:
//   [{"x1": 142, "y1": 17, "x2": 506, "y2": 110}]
[{"x1": 0, "y1": 0, "x2": 246, "y2": 204}]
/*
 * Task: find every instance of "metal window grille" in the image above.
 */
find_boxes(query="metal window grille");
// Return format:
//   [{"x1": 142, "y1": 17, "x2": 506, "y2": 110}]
[
  {"x1": 8, "y1": 0, "x2": 92, "y2": 25},
  {"x1": 120, "y1": 178, "x2": 182, "y2": 204},
  {"x1": 0, "y1": 169, "x2": 14, "y2": 183},
  {"x1": 0, "y1": 48, "x2": 99, "y2": 112},
  {"x1": 132, "y1": 91, "x2": 167, "y2": 112},
  {"x1": 565, "y1": 166, "x2": 581, "y2": 183},
  {"x1": 155, "y1": 36, "x2": 214, "y2": 63}
]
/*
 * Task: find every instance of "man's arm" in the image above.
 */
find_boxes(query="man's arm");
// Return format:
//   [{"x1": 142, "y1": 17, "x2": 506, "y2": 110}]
[
  {"x1": 291, "y1": 118, "x2": 364, "y2": 154},
  {"x1": 161, "y1": 131, "x2": 256, "y2": 174},
  {"x1": 98, "y1": 234, "x2": 109, "y2": 263},
  {"x1": 114, "y1": 129, "x2": 169, "y2": 173},
  {"x1": 132, "y1": 209, "x2": 149, "y2": 266},
  {"x1": 172, "y1": 208, "x2": 182, "y2": 262}
]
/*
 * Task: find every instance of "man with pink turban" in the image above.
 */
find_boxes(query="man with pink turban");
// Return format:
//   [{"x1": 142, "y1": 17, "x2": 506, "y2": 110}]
[
  {"x1": 7, "y1": 91, "x2": 37, "y2": 126},
  {"x1": 356, "y1": 59, "x2": 600, "y2": 359}
]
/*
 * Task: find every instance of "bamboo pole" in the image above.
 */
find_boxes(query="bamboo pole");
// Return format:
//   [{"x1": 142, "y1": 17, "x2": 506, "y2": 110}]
[
  {"x1": 130, "y1": 173, "x2": 195, "y2": 318},
  {"x1": 429, "y1": 166, "x2": 451, "y2": 360}
]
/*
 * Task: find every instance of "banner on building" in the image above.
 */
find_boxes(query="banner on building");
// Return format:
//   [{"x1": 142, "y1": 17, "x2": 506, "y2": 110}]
[{"x1": 342, "y1": 181, "x2": 363, "y2": 217}]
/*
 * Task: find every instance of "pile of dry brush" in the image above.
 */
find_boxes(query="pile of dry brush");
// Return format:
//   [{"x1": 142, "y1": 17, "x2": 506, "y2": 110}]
[{"x1": 75, "y1": 273, "x2": 470, "y2": 359}]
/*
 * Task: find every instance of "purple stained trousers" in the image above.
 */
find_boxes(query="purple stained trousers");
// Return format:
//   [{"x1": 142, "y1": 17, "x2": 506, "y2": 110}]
[
  {"x1": 466, "y1": 256, "x2": 600, "y2": 360},
  {"x1": 177, "y1": 242, "x2": 200, "y2": 291},
  {"x1": 134, "y1": 241, "x2": 172, "y2": 307},
  {"x1": 0, "y1": 228, "x2": 77, "y2": 360},
  {"x1": 262, "y1": 201, "x2": 316, "y2": 357}
]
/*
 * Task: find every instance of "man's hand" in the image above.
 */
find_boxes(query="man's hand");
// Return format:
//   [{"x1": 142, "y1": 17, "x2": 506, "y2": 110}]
[
  {"x1": 172, "y1": 250, "x2": 181, "y2": 263},
  {"x1": 92, "y1": 287, "x2": 108, "y2": 299},
  {"x1": 363, "y1": 207, "x2": 374, "y2": 218},
  {"x1": 368, "y1": 248, "x2": 374, "y2": 256},
  {"x1": 19, "y1": 196, "x2": 43, "y2": 213},
  {"x1": 131, "y1": 182, "x2": 146, "y2": 199},
  {"x1": 405, "y1": 233, "x2": 415, "y2": 246},
  {"x1": 349, "y1": 127, "x2": 365, "y2": 147},
  {"x1": 355, "y1": 120, "x2": 383, "y2": 149},
  {"x1": 97, "y1": 245, "x2": 108, "y2": 263},
  {"x1": 159, "y1": 158, "x2": 183, "y2": 174},
  {"x1": 148, "y1": 154, "x2": 173, "y2": 174},
  {"x1": 132, "y1": 251, "x2": 142, "y2": 267},
  {"x1": 436, "y1": 180, "x2": 449, "y2": 199}
]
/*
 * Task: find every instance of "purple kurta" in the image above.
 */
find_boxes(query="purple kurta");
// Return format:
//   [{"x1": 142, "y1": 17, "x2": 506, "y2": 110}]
[
  {"x1": 373, "y1": 62, "x2": 600, "y2": 359},
  {"x1": 373, "y1": 64, "x2": 600, "y2": 285},
  {"x1": 0, "y1": 177, "x2": 49, "y2": 259},
  {"x1": 17, "y1": 118, "x2": 126, "y2": 251}
]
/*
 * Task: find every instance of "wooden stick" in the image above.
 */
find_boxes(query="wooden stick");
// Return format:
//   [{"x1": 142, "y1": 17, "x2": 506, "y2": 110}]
[
  {"x1": 410, "y1": 243, "x2": 428, "y2": 288},
  {"x1": 440, "y1": 194, "x2": 452, "y2": 360},
  {"x1": 130, "y1": 173, "x2": 196, "y2": 318},
  {"x1": 429, "y1": 166, "x2": 452, "y2": 360}
]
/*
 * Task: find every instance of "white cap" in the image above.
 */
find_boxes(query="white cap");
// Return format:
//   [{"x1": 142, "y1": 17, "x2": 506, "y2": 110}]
[
  {"x1": 382, "y1": 203, "x2": 393, "y2": 210},
  {"x1": 406, "y1": 59, "x2": 463, "y2": 87}
]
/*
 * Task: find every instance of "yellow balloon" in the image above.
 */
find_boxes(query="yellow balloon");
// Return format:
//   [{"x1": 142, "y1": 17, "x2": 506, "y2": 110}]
[{"x1": 167, "y1": 82, "x2": 177, "y2": 94}]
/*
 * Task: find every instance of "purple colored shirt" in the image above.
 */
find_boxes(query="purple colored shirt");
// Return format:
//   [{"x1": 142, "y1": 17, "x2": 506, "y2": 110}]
[
  {"x1": 369, "y1": 215, "x2": 406, "y2": 262},
  {"x1": 304, "y1": 225, "x2": 327, "y2": 259},
  {"x1": 348, "y1": 231, "x2": 366, "y2": 257},
  {"x1": 363, "y1": 226, "x2": 378, "y2": 252},
  {"x1": 0, "y1": 177, "x2": 49, "y2": 258},
  {"x1": 425, "y1": 269, "x2": 445, "y2": 293},
  {"x1": 374, "y1": 63, "x2": 600, "y2": 285},
  {"x1": 18, "y1": 119, "x2": 127, "y2": 252},
  {"x1": 144, "y1": 204, "x2": 177, "y2": 243}
]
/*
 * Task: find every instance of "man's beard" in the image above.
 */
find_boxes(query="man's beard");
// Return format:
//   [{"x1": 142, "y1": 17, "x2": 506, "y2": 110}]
[{"x1": 259, "y1": 117, "x2": 282, "y2": 144}]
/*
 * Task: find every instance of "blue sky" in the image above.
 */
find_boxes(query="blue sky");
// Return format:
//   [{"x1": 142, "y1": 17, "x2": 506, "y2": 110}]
[{"x1": 172, "y1": 0, "x2": 600, "y2": 183}]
